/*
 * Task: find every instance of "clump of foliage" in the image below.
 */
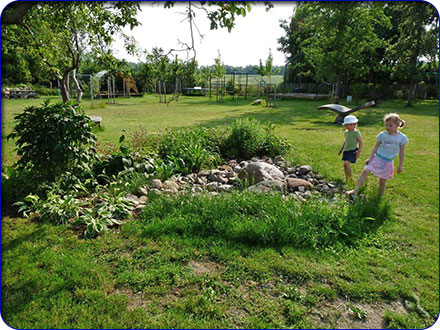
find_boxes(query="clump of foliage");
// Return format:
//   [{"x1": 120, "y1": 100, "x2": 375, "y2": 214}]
[
  {"x1": 134, "y1": 190, "x2": 392, "y2": 248},
  {"x1": 93, "y1": 135, "x2": 156, "y2": 179},
  {"x1": 220, "y1": 118, "x2": 291, "y2": 160},
  {"x1": 7, "y1": 100, "x2": 96, "y2": 183},
  {"x1": 15, "y1": 181, "x2": 136, "y2": 238},
  {"x1": 156, "y1": 127, "x2": 223, "y2": 174}
]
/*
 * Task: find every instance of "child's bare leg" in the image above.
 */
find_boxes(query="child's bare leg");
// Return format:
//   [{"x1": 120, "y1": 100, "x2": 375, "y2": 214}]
[
  {"x1": 378, "y1": 178, "x2": 387, "y2": 196},
  {"x1": 344, "y1": 161, "x2": 353, "y2": 181},
  {"x1": 346, "y1": 169, "x2": 370, "y2": 195}
]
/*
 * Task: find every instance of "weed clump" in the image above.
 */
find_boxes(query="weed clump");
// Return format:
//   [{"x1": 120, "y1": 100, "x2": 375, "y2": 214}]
[
  {"x1": 136, "y1": 191, "x2": 392, "y2": 249},
  {"x1": 220, "y1": 118, "x2": 290, "y2": 160}
]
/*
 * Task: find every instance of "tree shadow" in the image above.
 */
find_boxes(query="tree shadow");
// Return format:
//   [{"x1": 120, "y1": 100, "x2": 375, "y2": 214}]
[
  {"x1": 171, "y1": 98, "x2": 438, "y2": 132},
  {"x1": 1, "y1": 226, "x2": 46, "y2": 253}
]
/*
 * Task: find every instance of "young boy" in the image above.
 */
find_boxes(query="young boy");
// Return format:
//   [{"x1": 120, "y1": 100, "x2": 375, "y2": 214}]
[{"x1": 338, "y1": 115, "x2": 363, "y2": 182}]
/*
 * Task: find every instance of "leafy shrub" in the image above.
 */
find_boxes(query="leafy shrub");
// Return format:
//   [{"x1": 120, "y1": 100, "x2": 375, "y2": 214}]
[
  {"x1": 157, "y1": 127, "x2": 222, "y2": 174},
  {"x1": 1, "y1": 166, "x2": 41, "y2": 206},
  {"x1": 93, "y1": 135, "x2": 155, "y2": 180},
  {"x1": 7, "y1": 100, "x2": 97, "y2": 183},
  {"x1": 262, "y1": 122, "x2": 291, "y2": 157},
  {"x1": 220, "y1": 118, "x2": 266, "y2": 159},
  {"x1": 220, "y1": 118, "x2": 290, "y2": 160},
  {"x1": 33, "y1": 85, "x2": 59, "y2": 96},
  {"x1": 15, "y1": 193, "x2": 82, "y2": 226},
  {"x1": 16, "y1": 183, "x2": 136, "y2": 238}
]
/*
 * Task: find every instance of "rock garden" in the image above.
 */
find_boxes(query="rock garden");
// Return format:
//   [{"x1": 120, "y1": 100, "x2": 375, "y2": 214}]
[{"x1": 126, "y1": 156, "x2": 344, "y2": 210}]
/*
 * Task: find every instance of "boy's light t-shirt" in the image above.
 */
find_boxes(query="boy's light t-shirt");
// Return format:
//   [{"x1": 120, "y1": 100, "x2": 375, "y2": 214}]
[
  {"x1": 376, "y1": 131, "x2": 409, "y2": 160},
  {"x1": 344, "y1": 129, "x2": 361, "y2": 151}
]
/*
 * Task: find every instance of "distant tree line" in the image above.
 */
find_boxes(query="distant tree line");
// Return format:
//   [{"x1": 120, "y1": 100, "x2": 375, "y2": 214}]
[{"x1": 199, "y1": 65, "x2": 285, "y2": 75}]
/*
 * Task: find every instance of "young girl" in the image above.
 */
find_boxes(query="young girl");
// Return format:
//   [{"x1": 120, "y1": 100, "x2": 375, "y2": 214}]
[
  {"x1": 346, "y1": 113, "x2": 408, "y2": 196},
  {"x1": 338, "y1": 115, "x2": 363, "y2": 182}
]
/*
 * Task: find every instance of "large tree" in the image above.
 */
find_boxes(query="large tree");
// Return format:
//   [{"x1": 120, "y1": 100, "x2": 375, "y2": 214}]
[
  {"x1": 278, "y1": 3, "x2": 317, "y2": 85},
  {"x1": 386, "y1": 2, "x2": 438, "y2": 106},
  {"x1": 2, "y1": 1, "x2": 141, "y2": 102},
  {"x1": 279, "y1": 2, "x2": 390, "y2": 102}
]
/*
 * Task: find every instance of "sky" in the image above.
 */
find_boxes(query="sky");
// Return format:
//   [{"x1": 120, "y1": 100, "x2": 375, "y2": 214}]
[{"x1": 113, "y1": 2, "x2": 297, "y2": 67}]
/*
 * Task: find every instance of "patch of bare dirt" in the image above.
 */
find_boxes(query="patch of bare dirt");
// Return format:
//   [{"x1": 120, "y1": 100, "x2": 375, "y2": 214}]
[
  {"x1": 113, "y1": 288, "x2": 151, "y2": 311},
  {"x1": 311, "y1": 298, "x2": 407, "y2": 329},
  {"x1": 186, "y1": 260, "x2": 223, "y2": 276}
]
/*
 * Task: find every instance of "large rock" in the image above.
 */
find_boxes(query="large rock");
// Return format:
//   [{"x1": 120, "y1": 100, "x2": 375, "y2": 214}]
[
  {"x1": 238, "y1": 162, "x2": 285, "y2": 185},
  {"x1": 299, "y1": 165, "x2": 312, "y2": 174},
  {"x1": 150, "y1": 179, "x2": 162, "y2": 189},
  {"x1": 248, "y1": 180, "x2": 286, "y2": 194},
  {"x1": 206, "y1": 182, "x2": 219, "y2": 191},
  {"x1": 286, "y1": 178, "x2": 313, "y2": 191},
  {"x1": 163, "y1": 180, "x2": 179, "y2": 192}
]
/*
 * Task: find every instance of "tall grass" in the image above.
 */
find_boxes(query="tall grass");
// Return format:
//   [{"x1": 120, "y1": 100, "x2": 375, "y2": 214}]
[{"x1": 135, "y1": 190, "x2": 392, "y2": 248}]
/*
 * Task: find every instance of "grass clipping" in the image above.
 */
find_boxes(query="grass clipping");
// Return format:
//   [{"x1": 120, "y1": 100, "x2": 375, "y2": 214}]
[{"x1": 136, "y1": 190, "x2": 392, "y2": 249}]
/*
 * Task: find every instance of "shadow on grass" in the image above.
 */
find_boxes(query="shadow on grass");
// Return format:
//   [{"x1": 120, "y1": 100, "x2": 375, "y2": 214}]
[
  {"x1": 171, "y1": 98, "x2": 439, "y2": 132},
  {"x1": 1, "y1": 279, "x2": 39, "y2": 317},
  {"x1": 1, "y1": 226, "x2": 46, "y2": 253}
]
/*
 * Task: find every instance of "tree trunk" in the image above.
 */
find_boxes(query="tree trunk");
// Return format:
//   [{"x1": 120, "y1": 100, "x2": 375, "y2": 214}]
[
  {"x1": 334, "y1": 74, "x2": 341, "y2": 104},
  {"x1": 60, "y1": 73, "x2": 70, "y2": 103},
  {"x1": 407, "y1": 78, "x2": 414, "y2": 107},
  {"x1": 407, "y1": 54, "x2": 418, "y2": 107},
  {"x1": 71, "y1": 69, "x2": 83, "y2": 103}
]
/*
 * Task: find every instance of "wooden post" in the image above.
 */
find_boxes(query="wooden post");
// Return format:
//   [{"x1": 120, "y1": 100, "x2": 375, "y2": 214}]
[
  {"x1": 158, "y1": 81, "x2": 162, "y2": 103},
  {"x1": 90, "y1": 75, "x2": 94, "y2": 107},
  {"x1": 245, "y1": 73, "x2": 248, "y2": 99},
  {"x1": 112, "y1": 75, "x2": 116, "y2": 104},
  {"x1": 107, "y1": 77, "x2": 110, "y2": 103},
  {"x1": 163, "y1": 82, "x2": 167, "y2": 103},
  {"x1": 232, "y1": 73, "x2": 235, "y2": 100},
  {"x1": 128, "y1": 78, "x2": 131, "y2": 98}
]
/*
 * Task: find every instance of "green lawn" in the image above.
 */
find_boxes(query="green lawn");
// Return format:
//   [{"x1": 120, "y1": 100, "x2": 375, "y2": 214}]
[{"x1": 1, "y1": 95, "x2": 438, "y2": 328}]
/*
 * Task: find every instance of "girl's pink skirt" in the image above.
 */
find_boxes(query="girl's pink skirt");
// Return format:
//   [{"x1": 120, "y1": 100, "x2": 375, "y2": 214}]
[{"x1": 364, "y1": 155, "x2": 394, "y2": 179}]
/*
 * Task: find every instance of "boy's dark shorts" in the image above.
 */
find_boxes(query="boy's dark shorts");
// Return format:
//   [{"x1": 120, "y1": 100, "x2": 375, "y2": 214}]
[{"x1": 342, "y1": 148, "x2": 358, "y2": 163}]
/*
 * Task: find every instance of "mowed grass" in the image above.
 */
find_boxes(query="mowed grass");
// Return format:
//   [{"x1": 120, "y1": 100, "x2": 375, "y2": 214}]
[{"x1": 1, "y1": 94, "x2": 438, "y2": 328}]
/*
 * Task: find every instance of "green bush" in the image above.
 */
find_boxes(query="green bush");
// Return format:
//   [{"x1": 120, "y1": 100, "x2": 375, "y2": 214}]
[
  {"x1": 220, "y1": 118, "x2": 290, "y2": 160},
  {"x1": 16, "y1": 183, "x2": 136, "y2": 238},
  {"x1": 262, "y1": 122, "x2": 291, "y2": 157},
  {"x1": 157, "y1": 127, "x2": 222, "y2": 174},
  {"x1": 7, "y1": 100, "x2": 97, "y2": 183},
  {"x1": 33, "y1": 85, "x2": 59, "y2": 96},
  {"x1": 1, "y1": 166, "x2": 42, "y2": 206}
]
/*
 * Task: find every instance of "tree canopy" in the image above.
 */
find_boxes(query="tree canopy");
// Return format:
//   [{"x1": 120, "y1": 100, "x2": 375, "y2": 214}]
[
  {"x1": 279, "y1": 1, "x2": 438, "y2": 104},
  {"x1": 2, "y1": 1, "x2": 141, "y2": 102},
  {"x1": 2, "y1": 1, "x2": 273, "y2": 102}
]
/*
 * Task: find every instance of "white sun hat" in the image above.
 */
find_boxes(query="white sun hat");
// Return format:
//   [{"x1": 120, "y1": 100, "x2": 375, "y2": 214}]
[{"x1": 342, "y1": 115, "x2": 358, "y2": 125}]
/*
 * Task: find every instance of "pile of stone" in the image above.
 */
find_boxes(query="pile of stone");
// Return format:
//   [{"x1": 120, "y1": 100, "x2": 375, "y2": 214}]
[{"x1": 126, "y1": 156, "x2": 344, "y2": 209}]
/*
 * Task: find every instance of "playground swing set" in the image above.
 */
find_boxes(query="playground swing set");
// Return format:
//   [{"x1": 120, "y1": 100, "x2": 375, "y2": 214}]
[{"x1": 95, "y1": 70, "x2": 143, "y2": 104}]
